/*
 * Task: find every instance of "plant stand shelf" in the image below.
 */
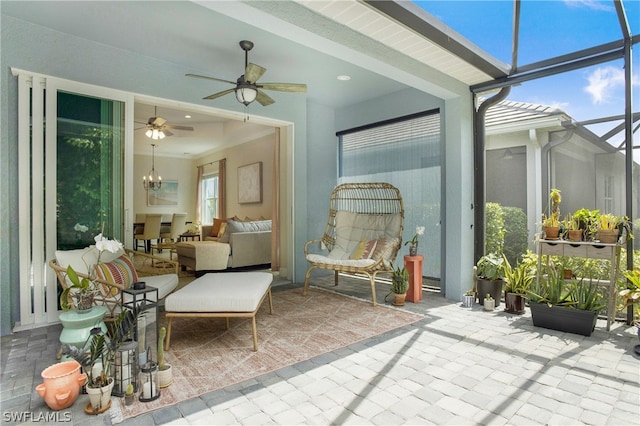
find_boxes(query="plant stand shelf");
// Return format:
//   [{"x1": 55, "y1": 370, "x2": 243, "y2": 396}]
[{"x1": 536, "y1": 239, "x2": 622, "y2": 331}]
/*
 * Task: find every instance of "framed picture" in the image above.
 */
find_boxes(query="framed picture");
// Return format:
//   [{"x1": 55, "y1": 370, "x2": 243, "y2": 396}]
[
  {"x1": 147, "y1": 180, "x2": 179, "y2": 206},
  {"x1": 238, "y1": 162, "x2": 262, "y2": 204}
]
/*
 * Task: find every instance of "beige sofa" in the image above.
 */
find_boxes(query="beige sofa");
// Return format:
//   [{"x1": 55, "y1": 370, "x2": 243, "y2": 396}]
[{"x1": 176, "y1": 219, "x2": 271, "y2": 273}]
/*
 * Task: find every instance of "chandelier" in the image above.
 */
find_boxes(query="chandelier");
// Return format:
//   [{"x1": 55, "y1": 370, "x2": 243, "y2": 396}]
[{"x1": 143, "y1": 144, "x2": 162, "y2": 191}]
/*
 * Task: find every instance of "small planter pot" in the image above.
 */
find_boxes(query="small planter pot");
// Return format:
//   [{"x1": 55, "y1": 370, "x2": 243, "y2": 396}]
[
  {"x1": 462, "y1": 294, "x2": 475, "y2": 308},
  {"x1": 124, "y1": 394, "x2": 135, "y2": 406},
  {"x1": 35, "y1": 361, "x2": 86, "y2": 411},
  {"x1": 567, "y1": 230, "x2": 582, "y2": 242},
  {"x1": 504, "y1": 292, "x2": 526, "y2": 314},
  {"x1": 529, "y1": 301, "x2": 598, "y2": 336},
  {"x1": 85, "y1": 378, "x2": 114, "y2": 414},
  {"x1": 393, "y1": 293, "x2": 407, "y2": 306},
  {"x1": 158, "y1": 364, "x2": 173, "y2": 388},
  {"x1": 483, "y1": 298, "x2": 495, "y2": 311},
  {"x1": 544, "y1": 226, "x2": 560, "y2": 240},
  {"x1": 597, "y1": 229, "x2": 619, "y2": 244}
]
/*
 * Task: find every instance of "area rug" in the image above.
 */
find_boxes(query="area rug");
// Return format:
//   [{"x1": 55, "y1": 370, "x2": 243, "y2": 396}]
[{"x1": 114, "y1": 287, "x2": 423, "y2": 421}]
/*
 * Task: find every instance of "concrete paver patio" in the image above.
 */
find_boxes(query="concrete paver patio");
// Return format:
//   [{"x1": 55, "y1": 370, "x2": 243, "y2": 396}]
[{"x1": 1, "y1": 274, "x2": 638, "y2": 425}]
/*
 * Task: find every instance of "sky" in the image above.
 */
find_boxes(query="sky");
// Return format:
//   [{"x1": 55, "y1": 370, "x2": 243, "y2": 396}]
[{"x1": 414, "y1": 0, "x2": 640, "y2": 145}]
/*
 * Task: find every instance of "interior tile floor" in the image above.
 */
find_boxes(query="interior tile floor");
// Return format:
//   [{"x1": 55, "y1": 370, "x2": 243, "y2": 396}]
[{"x1": 2, "y1": 273, "x2": 639, "y2": 425}]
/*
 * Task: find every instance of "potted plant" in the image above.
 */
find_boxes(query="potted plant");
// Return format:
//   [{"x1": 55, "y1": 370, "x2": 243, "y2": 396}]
[
  {"x1": 386, "y1": 263, "x2": 409, "y2": 306},
  {"x1": 573, "y1": 208, "x2": 600, "y2": 241},
  {"x1": 565, "y1": 214, "x2": 582, "y2": 242},
  {"x1": 620, "y1": 269, "x2": 640, "y2": 350},
  {"x1": 483, "y1": 294, "x2": 495, "y2": 311},
  {"x1": 475, "y1": 253, "x2": 504, "y2": 307},
  {"x1": 124, "y1": 383, "x2": 135, "y2": 406},
  {"x1": 527, "y1": 263, "x2": 605, "y2": 336},
  {"x1": 404, "y1": 225, "x2": 425, "y2": 257},
  {"x1": 462, "y1": 289, "x2": 475, "y2": 308},
  {"x1": 157, "y1": 326, "x2": 172, "y2": 388},
  {"x1": 502, "y1": 254, "x2": 534, "y2": 314},
  {"x1": 598, "y1": 213, "x2": 621, "y2": 243},
  {"x1": 542, "y1": 188, "x2": 562, "y2": 239},
  {"x1": 62, "y1": 309, "x2": 137, "y2": 414}
]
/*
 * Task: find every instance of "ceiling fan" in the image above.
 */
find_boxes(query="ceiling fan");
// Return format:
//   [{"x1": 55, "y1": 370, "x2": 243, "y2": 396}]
[
  {"x1": 186, "y1": 40, "x2": 307, "y2": 107},
  {"x1": 135, "y1": 106, "x2": 194, "y2": 140}
]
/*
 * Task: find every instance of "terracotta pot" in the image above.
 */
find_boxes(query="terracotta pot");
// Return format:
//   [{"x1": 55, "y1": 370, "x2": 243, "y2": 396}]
[
  {"x1": 35, "y1": 361, "x2": 86, "y2": 411},
  {"x1": 598, "y1": 229, "x2": 618, "y2": 244},
  {"x1": 544, "y1": 226, "x2": 560, "y2": 239},
  {"x1": 567, "y1": 230, "x2": 582, "y2": 242},
  {"x1": 393, "y1": 293, "x2": 406, "y2": 306}
]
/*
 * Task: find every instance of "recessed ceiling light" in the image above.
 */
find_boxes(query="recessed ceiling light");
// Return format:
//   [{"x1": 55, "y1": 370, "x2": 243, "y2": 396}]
[
  {"x1": 337, "y1": 75, "x2": 351, "y2": 81},
  {"x1": 184, "y1": 115, "x2": 191, "y2": 119}
]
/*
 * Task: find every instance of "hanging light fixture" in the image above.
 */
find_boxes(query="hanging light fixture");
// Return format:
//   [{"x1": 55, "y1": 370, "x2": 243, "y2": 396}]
[
  {"x1": 235, "y1": 82, "x2": 258, "y2": 106},
  {"x1": 145, "y1": 127, "x2": 166, "y2": 140},
  {"x1": 143, "y1": 144, "x2": 162, "y2": 191}
]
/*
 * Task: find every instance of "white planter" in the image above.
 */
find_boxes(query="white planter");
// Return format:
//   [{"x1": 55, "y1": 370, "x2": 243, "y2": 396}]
[
  {"x1": 158, "y1": 364, "x2": 172, "y2": 388},
  {"x1": 85, "y1": 378, "x2": 114, "y2": 414},
  {"x1": 484, "y1": 299, "x2": 495, "y2": 311}
]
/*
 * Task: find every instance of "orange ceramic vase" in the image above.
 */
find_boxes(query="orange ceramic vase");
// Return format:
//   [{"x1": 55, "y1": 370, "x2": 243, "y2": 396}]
[{"x1": 35, "y1": 361, "x2": 87, "y2": 410}]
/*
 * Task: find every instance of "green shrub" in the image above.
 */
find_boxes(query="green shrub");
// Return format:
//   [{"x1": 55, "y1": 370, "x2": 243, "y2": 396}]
[
  {"x1": 502, "y1": 206, "x2": 529, "y2": 266},
  {"x1": 485, "y1": 202, "x2": 505, "y2": 256}
]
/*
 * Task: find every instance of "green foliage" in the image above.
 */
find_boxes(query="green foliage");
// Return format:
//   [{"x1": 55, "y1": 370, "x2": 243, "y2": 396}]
[
  {"x1": 390, "y1": 264, "x2": 409, "y2": 294},
  {"x1": 502, "y1": 254, "x2": 534, "y2": 296},
  {"x1": 158, "y1": 326, "x2": 168, "y2": 371},
  {"x1": 485, "y1": 202, "x2": 505, "y2": 256},
  {"x1": 502, "y1": 206, "x2": 529, "y2": 267},
  {"x1": 59, "y1": 264, "x2": 95, "y2": 311},
  {"x1": 476, "y1": 253, "x2": 504, "y2": 280},
  {"x1": 568, "y1": 278, "x2": 606, "y2": 312}
]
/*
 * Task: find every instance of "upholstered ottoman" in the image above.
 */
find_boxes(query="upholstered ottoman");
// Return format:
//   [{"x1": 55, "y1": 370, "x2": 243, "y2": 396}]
[
  {"x1": 175, "y1": 241, "x2": 230, "y2": 272},
  {"x1": 164, "y1": 272, "x2": 273, "y2": 351}
]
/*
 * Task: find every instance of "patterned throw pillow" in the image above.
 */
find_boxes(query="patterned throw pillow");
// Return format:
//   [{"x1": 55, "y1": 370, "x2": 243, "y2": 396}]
[
  {"x1": 93, "y1": 255, "x2": 139, "y2": 297},
  {"x1": 211, "y1": 218, "x2": 226, "y2": 237},
  {"x1": 350, "y1": 239, "x2": 378, "y2": 260}
]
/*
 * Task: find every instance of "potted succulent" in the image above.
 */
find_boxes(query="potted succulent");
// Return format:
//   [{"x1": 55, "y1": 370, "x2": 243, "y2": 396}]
[
  {"x1": 483, "y1": 293, "x2": 495, "y2": 311},
  {"x1": 124, "y1": 383, "x2": 135, "y2": 406},
  {"x1": 598, "y1": 213, "x2": 621, "y2": 243},
  {"x1": 501, "y1": 254, "x2": 534, "y2": 315},
  {"x1": 386, "y1": 263, "x2": 409, "y2": 306},
  {"x1": 475, "y1": 253, "x2": 504, "y2": 307},
  {"x1": 157, "y1": 326, "x2": 173, "y2": 388},
  {"x1": 527, "y1": 262, "x2": 605, "y2": 336},
  {"x1": 62, "y1": 310, "x2": 137, "y2": 414},
  {"x1": 573, "y1": 208, "x2": 600, "y2": 241},
  {"x1": 565, "y1": 214, "x2": 582, "y2": 242},
  {"x1": 542, "y1": 188, "x2": 562, "y2": 239},
  {"x1": 404, "y1": 225, "x2": 425, "y2": 257},
  {"x1": 462, "y1": 289, "x2": 475, "y2": 308}
]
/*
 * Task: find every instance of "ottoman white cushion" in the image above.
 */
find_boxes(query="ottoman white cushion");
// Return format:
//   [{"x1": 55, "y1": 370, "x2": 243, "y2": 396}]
[{"x1": 165, "y1": 272, "x2": 272, "y2": 313}]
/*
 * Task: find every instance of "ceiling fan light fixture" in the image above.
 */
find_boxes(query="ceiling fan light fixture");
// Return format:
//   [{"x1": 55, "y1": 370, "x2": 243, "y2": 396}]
[
  {"x1": 145, "y1": 127, "x2": 166, "y2": 140},
  {"x1": 235, "y1": 85, "x2": 258, "y2": 106}
]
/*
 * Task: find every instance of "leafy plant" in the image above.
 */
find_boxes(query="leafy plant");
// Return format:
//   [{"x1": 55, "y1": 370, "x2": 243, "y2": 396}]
[
  {"x1": 527, "y1": 262, "x2": 572, "y2": 307},
  {"x1": 542, "y1": 212, "x2": 559, "y2": 228},
  {"x1": 502, "y1": 206, "x2": 528, "y2": 267},
  {"x1": 389, "y1": 263, "x2": 409, "y2": 294},
  {"x1": 502, "y1": 254, "x2": 534, "y2": 296},
  {"x1": 568, "y1": 278, "x2": 606, "y2": 312},
  {"x1": 549, "y1": 188, "x2": 561, "y2": 216},
  {"x1": 599, "y1": 213, "x2": 620, "y2": 231},
  {"x1": 573, "y1": 208, "x2": 600, "y2": 241},
  {"x1": 484, "y1": 293, "x2": 493, "y2": 301},
  {"x1": 485, "y1": 202, "x2": 505, "y2": 256},
  {"x1": 620, "y1": 269, "x2": 640, "y2": 320},
  {"x1": 476, "y1": 253, "x2": 504, "y2": 280}
]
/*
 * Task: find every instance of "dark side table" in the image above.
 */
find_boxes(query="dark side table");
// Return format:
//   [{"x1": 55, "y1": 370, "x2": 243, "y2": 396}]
[{"x1": 179, "y1": 233, "x2": 201, "y2": 242}]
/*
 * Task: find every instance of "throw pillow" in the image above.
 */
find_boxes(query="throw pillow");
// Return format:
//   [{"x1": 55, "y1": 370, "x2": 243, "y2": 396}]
[
  {"x1": 93, "y1": 255, "x2": 139, "y2": 297},
  {"x1": 217, "y1": 222, "x2": 228, "y2": 240},
  {"x1": 211, "y1": 218, "x2": 226, "y2": 237},
  {"x1": 371, "y1": 237, "x2": 399, "y2": 260},
  {"x1": 350, "y1": 239, "x2": 378, "y2": 260}
]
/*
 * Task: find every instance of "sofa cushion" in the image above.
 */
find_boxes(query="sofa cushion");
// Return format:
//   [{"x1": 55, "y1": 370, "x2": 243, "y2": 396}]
[
  {"x1": 93, "y1": 255, "x2": 139, "y2": 296},
  {"x1": 136, "y1": 273, "x2": 179, "y2": 300}
]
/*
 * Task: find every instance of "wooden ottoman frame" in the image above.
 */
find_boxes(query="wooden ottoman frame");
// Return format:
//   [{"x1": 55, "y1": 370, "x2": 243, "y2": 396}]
[{"x1": 165, "y1": 287, "x2": 273, "y2": 352}]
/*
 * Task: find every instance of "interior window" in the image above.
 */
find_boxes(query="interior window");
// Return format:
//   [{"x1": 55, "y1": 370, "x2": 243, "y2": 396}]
[{"x1": 201, "y1": 175, "x2": 219, "y2": 224}]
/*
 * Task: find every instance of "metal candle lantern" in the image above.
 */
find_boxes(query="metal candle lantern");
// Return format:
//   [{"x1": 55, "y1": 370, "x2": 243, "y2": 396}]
[
  {"x1": 139, "y1": 347, "x2": 160, "y2": 402},
  {"x1": 113, "y1": 340, "x2": 137, "y2": 397}
]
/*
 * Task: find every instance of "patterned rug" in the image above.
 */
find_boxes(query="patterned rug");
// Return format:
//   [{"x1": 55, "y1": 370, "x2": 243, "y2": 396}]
[{"x1": 113, "y1": 286, "x2": 423, "y2": 421}]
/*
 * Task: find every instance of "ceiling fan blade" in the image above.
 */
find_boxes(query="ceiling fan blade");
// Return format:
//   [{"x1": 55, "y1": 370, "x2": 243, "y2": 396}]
[
  {"x1": 260, "y1": 82, "x2": 307, "y2": 93},
  {"x1": 203, "y1": 88, "x2": 235, "y2": 100},
  {"x1": 164, "y1": 124, "x2": 194, "y2": 131},
  {"x1": 256, "y1": 90, "x2": 275, "y2": 106},
  {"x1": 186, "y1": 73, "x2": 236, "y2": 86},
  {"x1": 163, "y1": 129, "x2": 174, "y2": 137},
  {"x1": 245, "y1": 63, "x2": 266, "y2": 83},
  {"x1": 149, "y1": 116, "x2": 167, "y2": 126}
]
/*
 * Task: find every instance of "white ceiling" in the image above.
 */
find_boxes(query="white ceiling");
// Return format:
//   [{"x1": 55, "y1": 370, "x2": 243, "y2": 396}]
[{"x1": 3, "y1": 0, "x2": 503, "y2": 158}]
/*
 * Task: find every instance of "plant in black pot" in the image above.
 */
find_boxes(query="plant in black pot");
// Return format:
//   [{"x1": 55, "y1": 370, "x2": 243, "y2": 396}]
[
  {"x1": 502, "y1": 254, "x2": 534, "y2": 314},
  {"x1": 528, "y1": 263, "x2": 605, "y2": 336},
  {"x1": 620, "y1": 269, "x2": 640, "y2": 354},
  {"x1": 475, "y1": 253, "x2": 504, "y2": 307}
]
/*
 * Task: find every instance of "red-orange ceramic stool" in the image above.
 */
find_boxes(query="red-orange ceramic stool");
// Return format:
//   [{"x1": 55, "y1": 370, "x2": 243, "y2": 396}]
[{"x1": 404, "y1": 255, "x2": 424, "y2": 303}]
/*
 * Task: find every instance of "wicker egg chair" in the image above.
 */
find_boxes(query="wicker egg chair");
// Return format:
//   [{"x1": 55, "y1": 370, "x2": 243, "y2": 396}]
[{"x1": 303, "y1": 182, "x2": 404, "y2": 306}]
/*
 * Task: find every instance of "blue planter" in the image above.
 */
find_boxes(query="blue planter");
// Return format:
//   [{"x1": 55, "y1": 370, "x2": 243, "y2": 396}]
[{"x1": 529, "y1": 301, "x2": 598, "y2": 337}]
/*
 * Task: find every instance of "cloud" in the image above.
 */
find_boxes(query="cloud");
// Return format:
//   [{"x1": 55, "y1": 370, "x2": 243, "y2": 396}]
[
  {"x1": 562, "y1": 0, "x2": 613, "y2": 11},
  {"x1": 584, "y1": 66, "x2": 625, "y2": 104}
]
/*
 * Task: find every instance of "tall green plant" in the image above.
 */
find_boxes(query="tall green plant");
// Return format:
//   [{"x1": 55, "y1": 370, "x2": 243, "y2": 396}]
[
  {"x1": 485, "y1": 202, "x2": 505, "y2": 256},
  {"x1": 502, "y1": 206, "x2": 528, "y2": 267}
]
